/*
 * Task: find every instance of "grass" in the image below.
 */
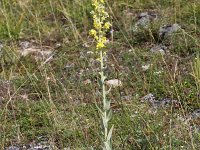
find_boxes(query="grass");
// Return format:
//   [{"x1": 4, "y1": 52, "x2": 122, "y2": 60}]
[{"x1": 0, "y1": 0, "x2": 200, "y2": 149}]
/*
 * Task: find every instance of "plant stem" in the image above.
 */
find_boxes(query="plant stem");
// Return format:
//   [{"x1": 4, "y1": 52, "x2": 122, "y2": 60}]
[{"x1": 100, "y1": 50, "x2": 110, "y2": 148}]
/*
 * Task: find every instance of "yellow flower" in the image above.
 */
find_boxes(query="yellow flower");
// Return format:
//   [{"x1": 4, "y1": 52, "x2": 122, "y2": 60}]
[
  {"x1": 96, "y1": 41, "x2": 105, "y2": 49},
  {"x1": 94, "y1": 20, "x2": 102, "y2": 30},
  {"x1": 102, "y1": 37, "x2": 107, "y2": 43},
  {"x1": 89, "y1": 29, "x2": 97, "y2": 36},
  {"x1": 92, "y1": 0, "x2": 98, "y2": 9},
  {"x1": 90, "y1": 0, "x2": 111, "y2": 51},
  {"x1": 93, "y1": 14, "x2": 97, "y2": 20},
  {"x1": 103, "y1": 22, "x2": 111, "y2": 29},
  {"x1": 100, "y1": 0, "x2": 105, "y2": 3}
]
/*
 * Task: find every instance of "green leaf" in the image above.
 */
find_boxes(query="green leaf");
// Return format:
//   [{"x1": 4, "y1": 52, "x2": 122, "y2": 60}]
[
  {"x1": 104, "y1": 99, "x2": 111, "y2": 111},
  {"x1": 95, "y1": 102, "x2": 103, "y2": 115},
  {"x1": 107, "y1": 109, "x2": 112, "y2": 121},
  {"x1": 102, "y1": 114, "x2": 107, "y2": 128},
  {"x1": 104, "y1": 141, "x2": 112, "y2": 150},
  {"x1": 107, "y1": 125, "x2": 114, "y2": 141}
]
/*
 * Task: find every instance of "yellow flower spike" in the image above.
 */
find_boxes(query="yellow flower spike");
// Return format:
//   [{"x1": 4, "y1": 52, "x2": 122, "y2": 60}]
[
  {"x1": 89, "y1": 29, "x2": 97, "y2": 36},
  {"x1": 93, "y1": 14, "x2": 97, "y2": 20},
  {"x1": 96, "y1": 41, "x2": 105, "y2": 49},
  {"x1": 94, "y1": 21, "x2": 102, "y2": 30},
  {"x1": 104, "y1": 22, "x2": 111, "y2": 29},
  {"x1": 100, "y1": 0, "x2": 104, "y2": 3},
  {"x1": 94, "y1": 36, "x2": 99, "y2": 40},
  {"x1": 102, "y1": 37, "x2": 107, "y2": 43},
  {"x1": 90, "y1": 0, "x2": 113, "y2": 149}
]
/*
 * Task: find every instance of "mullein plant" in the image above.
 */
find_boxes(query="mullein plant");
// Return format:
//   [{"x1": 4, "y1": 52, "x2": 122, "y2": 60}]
[{"x1": 89, "y1": 0, "x2": 113, "y2": 149}]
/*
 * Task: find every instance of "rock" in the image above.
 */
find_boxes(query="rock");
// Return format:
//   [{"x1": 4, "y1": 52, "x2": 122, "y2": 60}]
[
  {"x1": 136, "y1": 12, "x2": 149, "y2": 27},
  {"x1": 141, "y1": 93, "x2": 156, "y2": 103},
  {"x1": 7, "y1": 146, "x2": 20, "y2": 150},
  {"x1": 82, "y1": 43, "x2": 90, "y2": 48},
  {"x1": 159, "y1": 23, "x2": 181, "y2": 38},
  {"x1": 133, "y1": 12, "x2": 158, "y2": 31},
  {"x1": 190, "y1": 109, "x2": 200, "y2": 119},
  {"x1": 0, "y1": 41, "x2": 3, "y2": 49},
  {"x1": 121, "y1": 95, "x2": 132, "y2": 101},
  {"x1": 86, "y1": 51, "x2": 94, "y2": 55},
  {"x1": 0, "y1": 41, "x2": 3, "y2": 56},
  {"x1": 0, "y1": 80, "x2": 12, "y2": 103},
  {"x1": 20, "y1": 41, "x2": 31, "y2": 49},
  {"x1": 27, "y1": 136, "x2": 53, "y2": 150},
  {"x1": 141, "y1": 93, "x2": 180, "y2": 109},
  {"x1": 64, "y1": 63, "x2": 75, "y2": 69},
  {"x1": 159, "y1": 98, "x2": 180, "y2": 108},
  {"x1": 184, "y1": 109, "x2": 200, "y2": 130},
  {"x1": 150, "y1": 44, "x2": 167, "y2": 55},
  {"x1": 83, "y1": 79, "x2": 91, "y2": 85},
  {"x1": 142, "y1": 64, "x2": 150, "y2": 71},
  {"x1": 18, "y1": 41, "x2": 53, "y2": 59},
  {"x1": 105, "y1": 79, "x2": 123, "y2": 88},
  {"x1": 136, "y1": 12, "x2": 158, "y2": 27},
  {"x1": 0, "y1": 96, "x2": 3, "y2": 105}
]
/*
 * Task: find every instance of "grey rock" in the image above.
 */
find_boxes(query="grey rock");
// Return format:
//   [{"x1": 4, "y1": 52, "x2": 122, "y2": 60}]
[
  {"x1": 121, "y1": 95, "x2": 132, "y2": 101},
  {"x1": 159, "y1": 98, "x2": 180, "y2": 108},
  {"x1": 27, "y1": 136, "x2": 54, "y2": 150},
  {"x1": 184, "y1": 109, "x2": 200, "y2": 124},
  {"x1": 0, "y1": 96, "x2": 4, "y2": 105},
  {"x1": 141, "y1": 93, "x2": 156, "y2": 103},
  {"x1": 135, "y1": 12, "x2": 158, "y2": 27},
  {"x1": 191, "y1": 109, "x2": 200, "y2": 119},
  {"x1": 159, "y1": 23, "x2": 181, "y2": 38},
  {"x1": 7, "y1": 146, "x2": 20, "y2": 150},
  {"x1": 64, "y1": 63, "x2": 74, "y2": 69},
  {"x1": 136, "y1": 12, "x2": 149, "y2": 27},
  {"x1": 160, "y1": 98, "x2": 172, "y2": 106},
  {"x1": 0, "y1": 41, "x2": 3, "y2": 56},
  {"x1": 20, "y1": 41, "x2": 31, "y2": 49},
  {"x1": 150, "y1": 44, "x2": 167, "y2": 55},
  {"x1": 0, "y1": 41, "x2": 3, "y2": 50},
  {"x1": 141, "y1": 93, "x2": 180, "y2": 109},
  {"x1": 28, "y1": 142, "x2": 49, "y2": 150}
]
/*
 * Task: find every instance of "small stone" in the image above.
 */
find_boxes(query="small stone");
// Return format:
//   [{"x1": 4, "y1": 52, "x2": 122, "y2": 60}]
[
  {"x1": 159, "y1": 23, "x2": 181, "y2": 38},
  {"x1": 154, "y1": 71, "x2": 163, "y2": 75},
  {"x1": 0, "y1": 42, "x2": 3, "y2": 56},
  {"x1": 142, "y1": 64, "x2": 150, "y2": 71},
  {"x1": 86, "y1": 51, "x2": 94, "y2": 55},
  {"x1": 55, "y1": 43, "x2": 61, "y2": 48},
  {"x1": 82, "y1": 43, "x2": 90, "y2": 48},
  {"x1": 121, "y1": 95, "x2": 132, "y2": 101},
  {"x1": 83, "y1": 79, "x2": 91, "y2": 85},
  {"x1": 0, "y1": 41, "x2": 3, "y2": 50},
  {"x1": 20, "y1": 41, "x2": 31, "y2": 49},
  {"x1": 191, "y1": 109, "x2": 200, "y2": 119},
  {"x1": 141, "y1": 93, "x2": 156, "y2": 103},
  {"x1": 7, "y1": 146, "x2": 20, "y2": 150},
  {"x1": 159, "y1": 99, "x2": 180, "y2": 108},
  {"x1": 136, "y1": 12, "x2": 149, "y2": 27},
  {"x1": 105, "y1": 79, "x2": 122, "y2": 88},
  {"x1": 150, "y1": 44, "x2": 167, "y2": 55},
  {"x1": 0, "y1": 96, "x2": 3, "y2": 105},
  {"x1": 65, "y1": 63, "x2": 74, "y2": 68},
  {"x1": 134, "y1": 12, "x2": 158, "y2": 29}
]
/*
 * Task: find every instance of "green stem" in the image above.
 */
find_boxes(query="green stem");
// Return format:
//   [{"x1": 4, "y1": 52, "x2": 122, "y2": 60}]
[
  {"x1": 100, "y1": 50, "x2": 106, "y2": 109},
  {"x1": 100, "y1": 50, "x2": 108, "y2": 142}
]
